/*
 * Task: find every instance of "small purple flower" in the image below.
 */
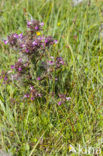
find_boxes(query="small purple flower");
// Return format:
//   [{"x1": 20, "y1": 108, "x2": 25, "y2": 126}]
[
  {"x1": 32, "y1": 41, "x2": 38, "y2": 46},
  {"x1": 56, "y1": 57, "x2": 62, "y2": 61},
  {"x1": 47, "y1": 60, "x2": 54, "y2": 65},
  {"x1": 60, "y1": 60, "x2": 64, "y2": 65},
  {"x1": 56, "y1": 57, "x2": 64, "y2": 67},
  {"x1": 24, "y1": 94, "x2": 30, "y2": 98},
  {"x1": 37, "y1": 93, "x2": 42, "y2": 97},
  {"x1": 18, "y1": 67, "x2": 22, "y2": 71},
  {"x1": 35, "y1": 26, "x2": 39, "y2": 30},
  {"x1": 66, "y1": 97, "x2": 71, "y2": 101},
  {"x1": 4, "y1": 40, "x2": 8, "y2": 45},
  {"x1": 18, "y1": 33, "x2": 23, "y2": 39},
  {"x1": 4, "y1": 76, "x2": 8, "y2": 81},
  {"x1": 45, "y1": 36, "x2": 54, "y2": 46},
  {"x1": 18, "y1": 58, "x2": 22, "y2": 62},
  {"x1": 45, "y1": 39, "x2": 48, "y2": 43},
  {"x1": 54, "y1": 40, "x2": 58, "y2": 44},
  {"x1": 31, "y1": 97, "x2": 34, "y2": 100},
  {"x1": 21, "y1": 44, "x2": 25, "y2": 48},
  {"x1": 58, "y1": 101, "x2": 62, "y2": 105},
  {"x1": 13, "y1": 34, "x2": 19, "y2": 39},
  {"x1": 40, "y1": 22, "x2": 44, "y2": 26},
  {"x1": 25, "y1": 48, "x2": 29, "y2": 53},
  {"x1": 37, "y1": 77, "x2": 41, "y2": 80},
  {"x1": 30, "y1": 86, "x2": 34, "y2": 90},
  {"x1": 11, "y1": 65, "x2": 15, "y2": 69},
  {"x1": 27, "y1": 21, "x2": 32, "y2": 27}
]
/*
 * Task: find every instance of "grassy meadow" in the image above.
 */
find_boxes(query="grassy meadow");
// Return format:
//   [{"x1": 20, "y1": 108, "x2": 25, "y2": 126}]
[{"x1": 0, "y1": 0, "x2": 103, "y2": 155}]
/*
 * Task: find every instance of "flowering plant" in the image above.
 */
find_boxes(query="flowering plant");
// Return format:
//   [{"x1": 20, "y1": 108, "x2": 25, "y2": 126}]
[{"x1": 1, "y1": 20, "x2": 71, "y2": 104}]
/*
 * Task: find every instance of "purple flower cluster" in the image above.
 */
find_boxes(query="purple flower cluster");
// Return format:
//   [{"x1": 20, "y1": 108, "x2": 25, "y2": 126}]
[
  {"x1": 21, "y1": 39, "x2": 42, "y2": 55},
  {"x1": 4, "y1": 33, "x2": 23, "y2": 47},
  {"x1": 47, "y1": 56, "x2": 64, "y2": 71},
  {"x1": 10, "y1": 58, "x2": 29, "y2": 75},
  {"x1": 45, "y1": 36, "x2": 54, "y2": 47},
  {"x1": 8, "y1": 33, "x2": 18, "y2": 46},
  {"x1": 24, "y1": 86, "x2": 42, "y2": 101},
  {"x1": 47, "y1": 56, "x2": 55, "y2": 66},
  {"x1": 56, "y1": 57, "x2": 64, "y2": 68},
  {"x1": 27, "y1": 20, "x2": 44, "y2": 32},
  {"x1": 14, "y1": 61, "x2": 29, "y2": 74},
  {"x1": 4, "y1": 20, "x2": 57, "y2": 55},
  {"x1": 58, "y1": 94, "x2": 71, "y2": 105},
  {"x1": 20, "y1": 35, "x2": 56, "y2": 55}
]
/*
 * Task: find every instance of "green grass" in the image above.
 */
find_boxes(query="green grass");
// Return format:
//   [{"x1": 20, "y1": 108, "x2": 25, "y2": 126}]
[{"x1": 0, "y1": 0, "x2": 103, "y2": 155}]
